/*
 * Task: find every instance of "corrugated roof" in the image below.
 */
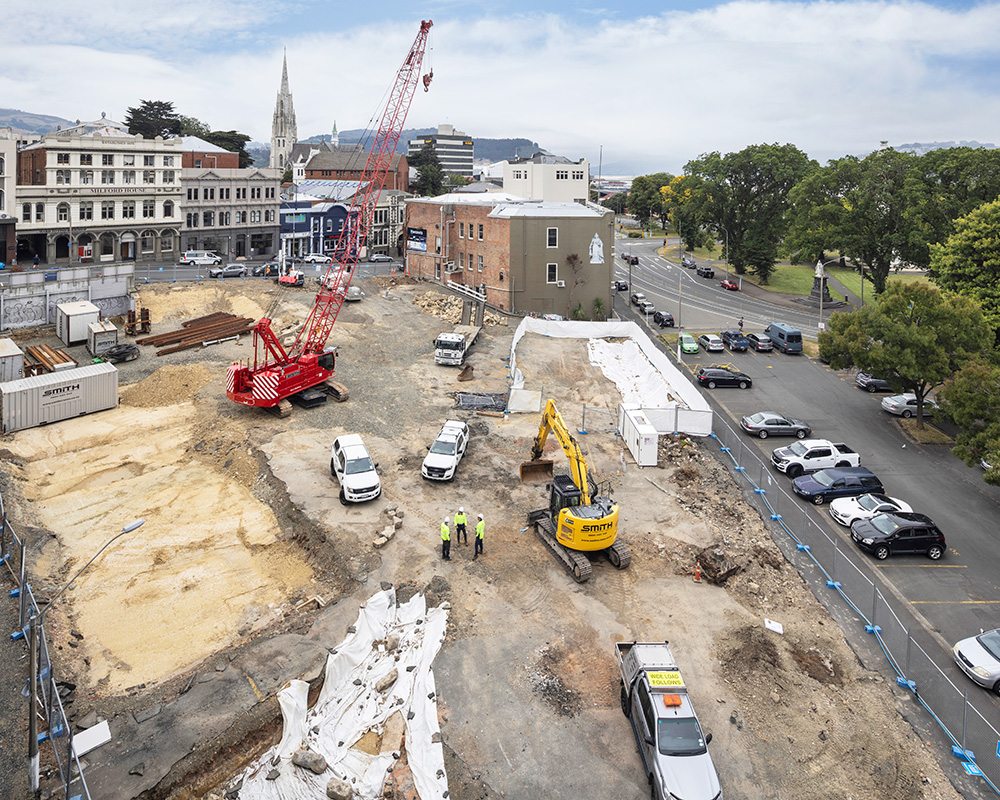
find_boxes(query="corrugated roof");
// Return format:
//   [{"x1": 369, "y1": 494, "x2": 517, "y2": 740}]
[
  {"x1": 406, "y1": 191, "x2": 526, "y2": 206},
  {"x1": 489, "y1": 201, "x2": 606, "y2": 219},
  {"x1": 180, "y1": 136, "x2": 230, "y2": 153},
  {"x1": 305, "y1": 150, "x2": 403, "y2": 172}
]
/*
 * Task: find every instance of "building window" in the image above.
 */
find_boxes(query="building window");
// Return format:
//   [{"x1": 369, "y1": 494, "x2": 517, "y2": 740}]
[
  {"x1": 556, "y1": 170, "x2": 568, "y2": 180},
  {"x1": 221, "y1": 188, "x2": 230, "y2": 200},
  {"x1": 237, "y1": 188, "x2": 246, "y2": 200},
  {"x1": 123, "y1": 154, "x2": 135, "y2": 166},
  {"x1": 143, "y1": 155, "x2": 154, "y2": 166},
  {"x1": 143, "y1": 200, "x2": 155, "y2": 218},
  {"x1": 123, "y1": 170, "x2": 136, "y2": 184},
  {"x1": 265, "y1": 210, "x2": 274, "y2": 222},
  {"x1": 373, "y1": 208, "x2": 387, "y2": 225},
  {"x1": 220, "y1": 211, "x2": 229, "y2": 225},
  {"x1": 101, "y1": 170, "x2": 115, "y2": 184},
  {"x1": 123, "y1": 200, "x2": 136, "y2": 219},
  {"x1": 79, "y1": 202, "x2": 93, "y2": 221},
  {"x1": 572, "y1": 170, "x2": 584, "y2": 180},
  {"x1": 203, "y1": 211, "x2": 214, "y2": 227},
  {"x1": 101, "y1": 201, "x2": 115, "y2": 220},
  {"x1": 35, "y1": 203, "x2": 44, "y2": 222},
  {"x1": 266, "y1": 187, "x2": 275, "y2": 199},
  {"x1": 163, "y1": 200, "x2": 174, "y2": 217},
  {"x1": 547, "y1": 263, "x2": 558, "y2": 283},
  {"x1": 547, "y1": 227, "x2": 557, "y2": 247},
  {"x1": 161, "y1": 232, "x2": 173, "y2": 252},
  {"x1": 80, "y1": 170, "x2": 93, "y2": 185},
  {"x1": 142, "y1": 170, "x2": 155, "y2": 184},
  {"x1": 459, "y1": 253, "x2": 464, "y2": 268},
  {"x1": 478, "y1": 224, "x2": 483, "y2": 240},
  {"x1": 80, "y1": 154, "x2": 92, "y2": 166},
  {"x1": 141, "y1": 231, "x2": 155, "y2": 252},
  {"x1": 163, "y1": 170, "x2": 175, "y2": 184},
  {"x1": 239, "y1": 211, "x2": 247, "y2": 223},
  {"x1": 163, "y1": 156, "x2": 174, "y2": 167},
  {"x1": 204, "y1": 187, "x2": 213, "y2": 200},
  {"x1": 20, "y1": 203, "x2": 29, "y2": 222},
  {"x1": 55, "y1": 169, "x2": 70, "y2": 185},
  {"x1": 478, "y1": 254, "x2": 484, "y2": 272},
  {"x1": 187, "y1": 187, "x2": 199, "y2": 201},
  {"x1": 56, "y1": 153, "x2": 70, "y2": 165},
  {"x1": 0, "y1": 189, "x2": 3, "y2": 211},
  {"x1": 459, "y1": 222, "x2": 464, "y2": 238},
  {"x1": 253, "y1": 187, "x2": 262, "y2": 199},
  {"x1": 102, "y1": 154, "x2": 114, "y2": 166},
  {"x1": 194, "y1": 159, "x2": 202, "y2": 168},
  {"x1": 57, "y1": 202, "x2": 69, "y2": 222}
]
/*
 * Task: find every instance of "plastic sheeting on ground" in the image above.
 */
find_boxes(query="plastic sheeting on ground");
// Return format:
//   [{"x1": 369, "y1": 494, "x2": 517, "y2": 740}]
[
  {"x1": 233, "y1": 589, "x2": 449, "y2": 800},
  {"x1": 507, "y1": 318, "x2": 713, "y2": 436}
]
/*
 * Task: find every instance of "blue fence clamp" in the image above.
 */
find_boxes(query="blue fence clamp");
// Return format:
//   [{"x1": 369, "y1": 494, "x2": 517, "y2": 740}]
[
  {"x1": 720, "y1": 446, "x2": 730, "y2": 453},
  {"x1": 10, "y1": 630, "x2": 24, "y2": 641},
  {"x1": 37, "y1": 731, "x2": 50, "y2": 744},
  {"x1": 826, "y1": 580, "x2": 842, "y2": 589},
  {"x1": 577, "y1": 429, "x2": 588, "y2": 435},
  {"x1": 896, "y1": 677, "x2": 916, "y2": 693},
  {"x1": 754, "y1": 488, "x2": 766, "y2": 495},
  {"x1": 49, "y1": 722, "x2": 64, "y2": 738},
  {"x1": 770, "y1": 514, "x2": 782, "y2": 521},
  {"x1": 952, "y1": 745, "x2": 976, "y2": 762},
  {"x1": 796, "y1": 544, "x2": 811, "y2": 552},
  {"x1": 865, "y1": 624, "x2": 882, "y2": 634},
  {"x1": 9, "y1": 586, "x2": 19, "y2": 597},
  {"x1": 734, "y1": 466, "x2": 745, "y2": 473}
]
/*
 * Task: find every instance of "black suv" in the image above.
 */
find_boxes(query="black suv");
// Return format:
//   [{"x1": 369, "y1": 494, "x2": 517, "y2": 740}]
[
  {"x1": 621, "y1": 252, "x2": 639, "y2": 265},
  {"x1": 720, "y1": 330, "x2": 749, "y2": 351},
  {"x1": 696, "y1": 366, "x2": 752, "y2": 389},
  {"x1": 851, "y1": 512, "x2": 946, "y2": 561},
  {"x1": 652, "y1": 311, "x2": 674, "y2": 328},
  {"x1": 681, "y1": 255, "x2": 697, "y2": 268},
  {"x1": 855, "y1": 372, "x2": 892, "y2": 393},
  {"x1": 696, "y1": 265, "x2": 715, "y2": 278}
]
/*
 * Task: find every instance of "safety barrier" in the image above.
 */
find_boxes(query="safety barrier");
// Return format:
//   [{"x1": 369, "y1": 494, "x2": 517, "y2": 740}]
[
  {"x1": 0, "y1": 489, "x2": 91, "y2": 800},
  {"x1": 710, "y1": 418, "x2": 1000, "y2": 793}
]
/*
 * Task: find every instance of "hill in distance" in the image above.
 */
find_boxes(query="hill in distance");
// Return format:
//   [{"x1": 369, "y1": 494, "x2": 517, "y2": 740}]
[
  {"x1": 0, "y1": 107, "x2": 76, "y2": 135},
  {"x1": 896, "y1": 140, "x2": 996, "y2": 155}
]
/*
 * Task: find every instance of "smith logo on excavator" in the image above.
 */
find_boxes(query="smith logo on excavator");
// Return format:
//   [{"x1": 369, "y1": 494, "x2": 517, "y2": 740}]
[{"x1": 581, "y1": 522, "x2": 614, "y2": 533}]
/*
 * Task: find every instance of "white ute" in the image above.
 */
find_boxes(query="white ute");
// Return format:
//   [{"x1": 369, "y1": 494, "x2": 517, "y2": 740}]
[
  {"x1": 330, "y1": 434, "x2": 381, "y2": 504},
  {"x1": 421, "y1": 420, "x2": 470, "y2": 480}
]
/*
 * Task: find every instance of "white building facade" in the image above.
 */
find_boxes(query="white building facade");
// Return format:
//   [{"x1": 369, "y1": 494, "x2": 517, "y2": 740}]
[{"x1": 503, "y1": 152, "x2": 589, "y2": 203}]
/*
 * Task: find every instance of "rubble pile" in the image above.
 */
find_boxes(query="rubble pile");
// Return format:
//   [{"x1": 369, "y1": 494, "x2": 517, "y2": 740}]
[
  {"x1": 657, "y1": 434, "x2": 705, "y2": 468},
  {"x1": 373, "y1": 504, "x2": 405, "y2": 549},
  {"x1": 412, "y1": 293, "x2": 505, "y2": 326}
]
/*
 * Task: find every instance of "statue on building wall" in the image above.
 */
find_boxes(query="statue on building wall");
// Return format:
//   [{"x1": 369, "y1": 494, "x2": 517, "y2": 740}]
[{"x1": 589, "y1": 233, "x2": 604, "y2": 264}]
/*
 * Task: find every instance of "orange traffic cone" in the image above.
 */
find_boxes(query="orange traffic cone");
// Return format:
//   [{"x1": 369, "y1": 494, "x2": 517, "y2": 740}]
[{"x1": 693, "y1": 560, "x2": 702, "y2": 583}]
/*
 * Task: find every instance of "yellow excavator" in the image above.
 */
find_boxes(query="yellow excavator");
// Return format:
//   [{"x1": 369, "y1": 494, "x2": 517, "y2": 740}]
[{"x1": 521, "y1": 399, "x2": 631, "y2": 582}]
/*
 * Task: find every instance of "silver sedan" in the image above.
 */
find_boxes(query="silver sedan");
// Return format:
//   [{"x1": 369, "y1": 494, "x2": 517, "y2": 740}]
[
  {"x1": 954, "y1": 629, "x2": 1000, "y2": 693},
  {"x1": 739, "y1": 411, "x2": 811, "y2": 440}
]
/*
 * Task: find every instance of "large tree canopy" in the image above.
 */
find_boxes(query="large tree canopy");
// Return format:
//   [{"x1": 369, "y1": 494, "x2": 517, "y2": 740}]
[
  {"x1": 937, "y1": 361, "x2": 1000, "y2": 486},
  {"x1": 686, "y1": 143, "x2": 814, "y2": 283},
  {"x1": 661, "y1": 175, "x2": 712, "y2": 252},
  {"x1": 410, "y1": 142, "x2": 443, "y2": 197},
  {"x1": 124, "y1": 100, "x2": 180, "y2": 139},
  {"x1": 626, "y1": 172, "x2": 673, "y2": 228},
  {"x1": 203, "y1": 130, "x2": 253, "y2": 168},
  {"x1": 819, "y1": 283, "x2": 989, "y2": 426}
]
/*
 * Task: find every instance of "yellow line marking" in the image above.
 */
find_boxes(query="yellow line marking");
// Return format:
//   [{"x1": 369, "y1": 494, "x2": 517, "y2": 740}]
[
  {"x1": 910, "y1": 600, "x2": 1000, "y2": 605},
  {"x1": 875, "y1": 564, "x2": 967, "y2": 568},
  {"x1": 245, "y1": 673, "x2": 265, "y2": 702}
]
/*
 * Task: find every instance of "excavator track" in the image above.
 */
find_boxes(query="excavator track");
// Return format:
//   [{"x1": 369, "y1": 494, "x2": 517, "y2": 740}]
[
  {"x1": 270, "y1": 399, "x2": 293, "y2": 418},
  {"x1": 605, "y1": 539, "x2": 631, "y2": 570},
  {"x1": 321, "y1": 381, "x2": 350, "y2": 402},
  {"x1": 532, "y1": 516, "x2": 593, "y2": 583}
]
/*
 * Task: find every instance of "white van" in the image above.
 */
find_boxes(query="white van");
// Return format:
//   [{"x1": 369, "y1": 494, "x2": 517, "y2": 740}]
[{"x1": 180, "y1": 250, "x2": 222, "y2": 266}]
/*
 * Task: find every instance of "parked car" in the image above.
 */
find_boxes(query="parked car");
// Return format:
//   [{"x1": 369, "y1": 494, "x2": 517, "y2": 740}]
[
  {"x1": 681, "y1": 255, "x2": 697, "y2": 268},
  {"x1": 421, "y1": 420, "x2": 470, "y2": 481},
  {"x1": 850, "y1": 511, "x2": 945, "y2": 560},
  {"x1": 855, "y1": 372, "x2": 892, "y2": 393},
  {"x1": 612, "y1": 280, "x2": 629, "y2": 292},
  {"x1": 252, "y1": 263, "x2": 276, "y2": 277},
  {"x1": 720, "y1": 330, "x2": 749, "y2": 352},
  {"x1": 829, "y1": 493, "x2": 912, "y2": 527},
  {"x1": 745, "y1": 332, "x2": 773, "y2": 352},
  {"x1": 208, "y1": 263, "x2": 248, "y2": 278},
  {"x1": 330, "y1": 434, "x2": 381, "y2": 504},
  {"x1": 720, "y1": 279, "x2": 739, "y2": 291},
  {"x1": 630, "y1": 292, "x2": 647, "y2": 306},
  {"x1": 302, "y1": 253, "x2": 333, "y2": 264},
  {"x1": 953, "y1": 628, "x2": 1000, "y2": 693},
  {"x1": 740, "y1": 411, "x2": 811, "y2": 440},
  {"x1": 881, "y1": 393, "x2": 938, "y2": 418},
  {"x1": 652, "y1": 311, "x2": 674, "y2": 328},
  {"x1": 679, "y1": 333, "x2": 699, "y2": 354},
  {"x1": 698, "y1": 334, "x2": 725, "y2": 352},
  {"x1": 368, "y1": 253, "x2": 394, "y2": 262},
  {"x1": 636, "y1": 300, "x2": 656, "y2": 315},
  {"x1": 180, "y1": 250, "x2": 222, "y2": 266},
  {"x1": 696, "y1": 265, "x2": 715, "y2": 279},
  {"x1": 696, "y1": 365, "x2": 752, "y2": 389},
  {"x1": 792, "y1": 467, "x2": 884, "y2": 505}
]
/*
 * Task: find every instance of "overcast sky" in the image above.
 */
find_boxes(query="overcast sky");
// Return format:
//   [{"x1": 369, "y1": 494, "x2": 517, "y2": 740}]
[{"x1": 4, "y1": 0, "x2": 998, "y2": 174}]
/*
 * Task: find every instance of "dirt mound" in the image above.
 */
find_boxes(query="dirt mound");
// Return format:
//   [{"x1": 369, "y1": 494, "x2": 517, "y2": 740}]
[
  {"x1": 120, "y1": 364, "x2": 214, "y2": 408},
  {"x1": 412, "y1": 291, "x2": 506, "y2": 326}
]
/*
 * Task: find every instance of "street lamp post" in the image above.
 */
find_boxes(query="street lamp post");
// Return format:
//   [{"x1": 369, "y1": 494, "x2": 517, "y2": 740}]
[{"x1": 28, "y1": 518, "x2": 145, "y2": 792}]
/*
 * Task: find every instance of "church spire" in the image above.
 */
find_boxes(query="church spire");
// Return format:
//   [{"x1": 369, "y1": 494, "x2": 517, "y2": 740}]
[
  {"x1": 281, "y1": 48, "x2": 290, "y2": 94},
  {"x1": 331, "y1": 120, "x2": 339, "y2": 147},
  {"x1": 270, "y1": 48, "x2": 297, "y2": 170}
]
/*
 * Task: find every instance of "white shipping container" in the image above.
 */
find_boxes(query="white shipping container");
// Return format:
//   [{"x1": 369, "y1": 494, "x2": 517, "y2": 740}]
[
  {"x1": 87, "y1": 321, "x2": 119, "y2": 357},
  {"x1": 618, "y1": 404, "x2": 659, "y2": 467},
  {"x1": 0, "y1": 363, "x2": 119, "y2": 433},
  {"x1": 0, "y1": 339, "x2": 25, "y2": 383},
  {"x1": 56, "y1": 301, "x2": 101, "y2": 347}
]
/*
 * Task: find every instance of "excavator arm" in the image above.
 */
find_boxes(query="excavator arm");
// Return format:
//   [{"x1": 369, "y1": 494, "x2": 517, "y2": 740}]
[{"x1": 525, "y1": 399, "x2": 592, "y2": 503}]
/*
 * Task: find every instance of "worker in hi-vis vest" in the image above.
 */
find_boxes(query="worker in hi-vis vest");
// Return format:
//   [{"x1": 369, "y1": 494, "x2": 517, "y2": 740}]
[
  {"x1": 474, "y1": 513, "x2": 485, "y2": 559},
  {"x1": 454, "y1": 507, "x2": 468, "y2": 545},
  {"x1": 440, "y1": 517, "x2": 451, "y2": 561}
]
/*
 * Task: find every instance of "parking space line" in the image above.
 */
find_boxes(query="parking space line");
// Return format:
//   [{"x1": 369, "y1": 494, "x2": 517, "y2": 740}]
[
  {"x1": 875, "y1": 564, "x2": 967, "y2": 568},
  {"x1": 910, "y1": 600, "x2": 1000, "y2": 604}
]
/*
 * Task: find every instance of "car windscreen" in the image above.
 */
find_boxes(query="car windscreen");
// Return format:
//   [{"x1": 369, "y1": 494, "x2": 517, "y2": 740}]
[
  {"x1": 977, "y1": 630, "x2": 1000, "y2": 661},
  {"x1": 345, "y1": 456, "x2": 375, "y2": 475},
  {"x1": 657, "y1": 717, "x2": 708, "y2": 756},
  {"x1": 811, "y1": 470, "x2": 833, "y2": 487},
  {"x1": 788, "y1": 441, "x2": 809, "y2": 457},
  {"x1": 435, "y1": 339, "x2": 461, "y2": 351},
  {"x1": 870, "y1": 515, "x2": 900, "y2": 535},
  {"x1": 429, "y1": 439, "x2": 457, "y2": 455},
  {"x1": 857, "y1": 494, "x2": 880, "y2": 511}
]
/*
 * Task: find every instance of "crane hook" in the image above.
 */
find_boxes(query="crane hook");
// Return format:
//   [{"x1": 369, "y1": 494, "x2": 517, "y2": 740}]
[{"x1": 422, "y1": 69, "x2": 433, "y2": 92}]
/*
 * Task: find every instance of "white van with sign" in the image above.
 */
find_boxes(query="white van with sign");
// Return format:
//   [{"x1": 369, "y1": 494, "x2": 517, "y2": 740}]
[{"x1": 180, "y1": 251, "x2": 222, "y2": 266}]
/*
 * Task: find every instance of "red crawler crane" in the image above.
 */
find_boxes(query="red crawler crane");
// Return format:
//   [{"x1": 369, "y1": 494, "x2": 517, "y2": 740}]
[{"x1": 227, "y1": 20, "x2": 433, "y2": 415}]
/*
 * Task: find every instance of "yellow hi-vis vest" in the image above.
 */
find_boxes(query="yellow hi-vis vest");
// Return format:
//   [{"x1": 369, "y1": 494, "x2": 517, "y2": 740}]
[
  {"x1": 454, "y1": 512, "x2": 466, "y2": 526},
  {"x1": 476, "y1": 520, "x2": 485, "y2": 539},
  {"x1": 440, "y1": 523, "x2": 450, "y2": 541}
]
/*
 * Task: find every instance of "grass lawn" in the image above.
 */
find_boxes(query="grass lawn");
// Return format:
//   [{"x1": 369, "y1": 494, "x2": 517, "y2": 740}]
[{"x1": 738, "y1": 262, "x2": 930, "y2": 303}]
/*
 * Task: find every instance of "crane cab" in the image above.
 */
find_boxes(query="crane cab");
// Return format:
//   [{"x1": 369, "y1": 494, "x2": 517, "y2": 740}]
[{"x1": 550, "y1": 475, "x2": 619, "y2": 552}]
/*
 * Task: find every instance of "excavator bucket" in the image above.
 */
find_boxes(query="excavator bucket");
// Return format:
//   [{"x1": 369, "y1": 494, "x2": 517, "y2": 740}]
[
  {"x1": 457, "y1": 364, "x2": 474, "y2": 382},
  {"x1": 520, "y1": 459, "x2": 554, "y2": 482}
]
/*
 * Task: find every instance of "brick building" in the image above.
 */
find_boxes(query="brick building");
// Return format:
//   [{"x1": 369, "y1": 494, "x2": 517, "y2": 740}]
[
  {"x1": 404, "y1": 193, "x2": 614, "y2": 317},
  {"x1": 303, "y1": 149, "x2": 408, "y2": 191},
  {"x1": 180, "y1": 136, "x2": 239, "y2": 169}
]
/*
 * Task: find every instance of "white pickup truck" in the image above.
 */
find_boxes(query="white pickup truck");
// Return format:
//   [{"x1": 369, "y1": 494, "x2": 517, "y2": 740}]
[
  {"x1": 770, "y1": 438, "x2": 861, "y2": 478},
  {"x1": 616, "y1": 641, "x2": 722, "y2": 800},
  {"x1": 421, "y1": 420, "x2": 470, "y2": 481}
]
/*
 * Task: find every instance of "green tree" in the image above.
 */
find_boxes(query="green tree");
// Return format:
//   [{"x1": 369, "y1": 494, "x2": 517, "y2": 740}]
[
  {"x1": 410, "y1": 142, "x2": 443, "y2": 196},
  {"x1": 819, "y1": 283, "x2": 989, "y2": 427},
  {"x1": 604, "y1": 192, "x2": 628, "y2": 215},
  {"x1": 124, "y1": 100, "x2": 181, "y2": 138},
  {"x1": 446, "y1": 173, "x2": 472, "y2": 188},
  {"x1": 929, "y1": 199, "x2": 1000, "y2": 345},
  {"x1": 626, "y1": 172, "x2": 673, "y2": 227},
  {"x1": 281, "y1": 168, "x2": 292, "y2": 183},
  {"x1": 203, "y1": 130, "x2": 253, "y2": 168},
  {"x1": 661, "y1": 175, "x2": 712, "y2": 252},
  {"x1": 177, "y1": 115, "x2": 211, "y2": 138},
  {"x1": 592, "y1": 296, "x2": 606, "y2": 321},
  {"x1": 686, "y1": 144, "x2": 814, "y2": 283},
  {"x1": 936, "y1": 361, "x2": 1000, "y2": 486}
]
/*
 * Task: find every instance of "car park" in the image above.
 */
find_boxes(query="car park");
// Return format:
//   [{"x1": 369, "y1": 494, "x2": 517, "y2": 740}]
[
  {"x1": 652, "y1": 311, "x2": 674, "y2": 327},
  {"x1": 696, "y1": 365, "x2": 752, "y2": 389},
  {"x1": 740, "y1": 411, "x2": 811, "y2": 439},
  {"x1": 829, "y1": 493, "x2": 912, "y2": 527},
  {"x1": 679, "y1": 333, "x2": 699, "y2": 354},
  {"x1": 720, "y1": 330, "x2": 749, "y2": 352},
  {"x1": 208, "y1": 263, "x2": 248, "y2": 278},
  {"x1": 850, "y1": 512, "x2": 945, "y2": 560},
  {"x1": 792, "y1": 467, "x2": 884, "y2": 505},
  {"x1": 681, "y1": 255, "x2": 697, "y2": 268},
  {"x1": 745, "y1": 333, "x2": 773, "y2": 352},
  {"x1": 696, "y1": 265, "x2": 715, "y2": 279},
  {"x1": 720, "y1": 279, "x2": 738, "y2": 291},
  {"x1": 697, "y1": 334, "x2": 724, "y2": 352},
  {"x1": 330, "y1": 434, "x2": 381, "y2": 504},
  {"x1": 855, "y1": 372, "x2": 892, "y2": 393},
  {"x1": 302, "y1": 253, "x2": 333, "y2": 264},
  {"x1": 421, "y1": 420, "x2": 470, "y2": 481},
  {"x1": 630, "y1": 292, "x2": 647, "y2": 306},
  {"x1": 612, "y1": 280, "x2": 629, "y2": 292},
  {"x1": 953, "y1": 629, "x2": 1000, "y2": 693},
  {"x1": 881, "y1": 393, "x2": 938, "y2": 418},
  {"x1": 368, "y1": 253, "x2": 394, "y2": 262}
]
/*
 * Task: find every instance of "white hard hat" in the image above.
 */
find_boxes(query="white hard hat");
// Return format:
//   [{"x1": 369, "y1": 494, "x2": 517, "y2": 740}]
[
  {"x1": 478, "y1": 513, "x2": 484, "y2": 519},
  {"x1": 459, "y1": 507, "x2": 464, "y2": 513},
  {"x1": 444, "y1": 517, "x2": 450, "y2": 523}
]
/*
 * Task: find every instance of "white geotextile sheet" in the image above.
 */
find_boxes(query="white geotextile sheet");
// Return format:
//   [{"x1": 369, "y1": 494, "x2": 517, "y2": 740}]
[
  {"x1": 508, "y1": 318, "x2": 712, "y2": 436},
  {"x1": 235, "y1": 589, "x2": 449, "y2": 800}
]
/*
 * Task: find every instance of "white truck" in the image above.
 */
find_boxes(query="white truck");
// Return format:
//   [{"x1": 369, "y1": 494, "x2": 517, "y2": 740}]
[
  {"x1": 770, "y1": 438, "x2": 861, "y2": 478},
  {"x1": 421, "y1": 420, "x2": 470, "y2": 480},
  {"x1": 433, "y1": 325, "x2": 481, "y2": 366},
  {"x1": 616, "y1": 641, "x2": 722, "y2": 800}
]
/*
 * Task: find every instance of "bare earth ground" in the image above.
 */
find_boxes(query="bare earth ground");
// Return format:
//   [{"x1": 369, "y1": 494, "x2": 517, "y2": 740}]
[{"x1": 0, "y1": 276, "x2": 964, "y2": 799}]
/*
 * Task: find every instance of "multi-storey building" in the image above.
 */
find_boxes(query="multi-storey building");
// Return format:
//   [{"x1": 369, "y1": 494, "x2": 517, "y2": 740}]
[
  {"x1": 0, "y1": 128, "x2": 16, "y2": 265},
  {"x1": 180, "y1": 168, "x2": 281, "y2": 259},
  {"x1": 407, "y1": 124, "x2": 474, "y2": 178},
  {"x1": 404, "y1": 193, "x2": 613, "y2": 317},
  {"x1": 279, "y1": 198, "x2": 349, "y2": 260},
  {"x1": 503, "y1": 151, "x2": 589, "y2": 203},
  {"x1": 369, "y1": 189, "x2": 410, "y2": 257},
  {"x1": 15, "y1": 114, "x2": 183, "y2": 264}
]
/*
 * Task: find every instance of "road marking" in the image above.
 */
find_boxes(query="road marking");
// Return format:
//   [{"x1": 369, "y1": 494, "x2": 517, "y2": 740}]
[
  {"x1": 875, "y1": 564, "x2": 967, "y2": 568},
  {"x1": 910, "y1": 600, "x2": 1000, "y2": 605}
]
